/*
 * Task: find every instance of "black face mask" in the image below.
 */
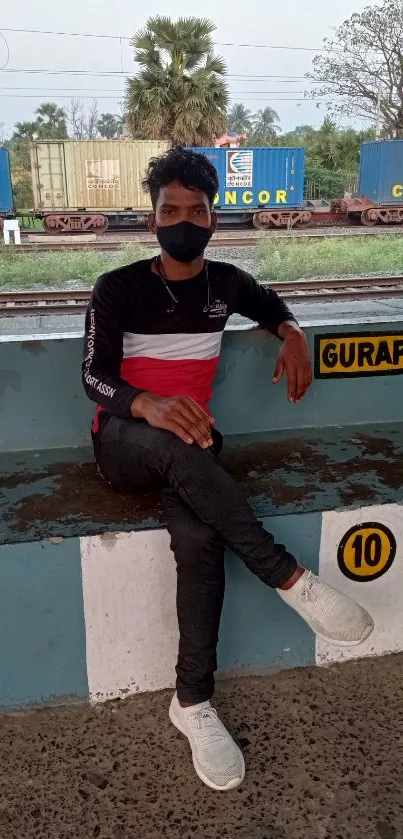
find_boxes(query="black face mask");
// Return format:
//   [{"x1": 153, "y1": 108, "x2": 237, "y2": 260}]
[{"x1": 156, "y1": 220, "x2": 213, "y2": 263}]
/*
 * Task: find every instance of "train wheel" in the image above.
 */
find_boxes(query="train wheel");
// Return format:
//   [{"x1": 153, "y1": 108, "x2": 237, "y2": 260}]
[
  {"x1": 361, "y1": 209, "x2": 377, "y2": 227},
  {"x1": 44, "y1": 215, "x2": 60, "y2": 232},
  {"x1": 91, "y1": 215, "x2": 109, "y2": 233},
  {"x1": 252, "y1": 212, "x2": 271, "y2": 230}
]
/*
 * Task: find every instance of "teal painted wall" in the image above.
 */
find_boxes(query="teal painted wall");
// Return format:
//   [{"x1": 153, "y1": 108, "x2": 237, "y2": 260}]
[
  {"x1": 2, "y1": 320, "x2": 403, "y2": 452},
  {"x1": 0, "y1": 339, "x2": 92, "y2": 452},
  {"x1": 219, "y1": 512, "x2": 320, "y2": 674},
  {"x1": 212, "y1": 325, "x2": 403, "y2": 434},
  {"x1": 0, "y1": 538, "x2": 88, "y2": 708}
]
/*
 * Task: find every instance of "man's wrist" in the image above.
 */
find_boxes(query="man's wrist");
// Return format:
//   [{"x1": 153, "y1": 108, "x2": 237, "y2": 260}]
[
  {"x1": 277, "y1": 320, "x2": 302, "y2": 340},
  {"x1": 130, "y1": 391, "x2": 152, "y2": 418}
]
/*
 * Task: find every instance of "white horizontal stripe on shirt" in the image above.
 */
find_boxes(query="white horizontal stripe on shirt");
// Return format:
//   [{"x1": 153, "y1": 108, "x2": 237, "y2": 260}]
[{"x1": 123, "y1": 331, "x2": 223, "y2": 361}]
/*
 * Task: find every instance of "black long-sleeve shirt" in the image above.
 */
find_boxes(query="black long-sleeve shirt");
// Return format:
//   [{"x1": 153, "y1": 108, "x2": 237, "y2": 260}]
[{"x1": 82, "y1": 258, "x2": 296, "y2": 427}]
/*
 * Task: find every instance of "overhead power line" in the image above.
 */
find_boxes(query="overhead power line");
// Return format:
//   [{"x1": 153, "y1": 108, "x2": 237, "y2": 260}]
[
  {"x1": 231, "y1": 75, "x2": 315, "y2": 80},
  {"x1": 0, "y1": 86, "x2": 326, "y2": 95},
  {"x1": 0, "y1": 67, "x2": 132, "y2": 75},
  {"x1": 229, "y1": 98, "x2": 327, "y2": 102},
  {"x1": 1, "y1": 26, "x2": 325, "y2": 52},
  {"x1": 217, "y1": 43, "x2": 320, "y2": 51},
  {"x1": 0, "y1": 68, "x2": 326, "y2": 84},
  {"x1": 1, "y1": 26, "x2": 129, "y2": 40},
  {"x1": 0, "y1": 86, "x2": 126, "y2": 92},
  {"x1": 0, "y1": 94, "x2": 327, "y2": 103},
  {"x1": 0, "y1": 93, "x2": 123, "y2": 99}
]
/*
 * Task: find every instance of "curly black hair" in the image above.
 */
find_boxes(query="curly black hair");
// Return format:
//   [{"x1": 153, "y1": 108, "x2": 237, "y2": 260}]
[{"x1": 142, "y1": 146, "x2": 219, "y2": 209}]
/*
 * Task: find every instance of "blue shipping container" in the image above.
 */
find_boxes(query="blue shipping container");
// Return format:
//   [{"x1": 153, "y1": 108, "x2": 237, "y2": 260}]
[
  {"x1": 191, "y1": 146, "x2": 305, "y2": 211},
  {"x1": 358, "y1": 140, "x2": 403, "y2": 205},
  {"x1": 0, "y1": 147, "x2": 13, "y2": 214}
]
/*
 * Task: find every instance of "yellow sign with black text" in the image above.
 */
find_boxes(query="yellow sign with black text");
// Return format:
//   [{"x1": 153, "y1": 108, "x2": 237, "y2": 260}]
[
  {"x1": 338, "y1": 522, "x2": 396, "y2": 581},
  {"x1": 315, "y1": 331, "x2": 403, "y2": 378}
]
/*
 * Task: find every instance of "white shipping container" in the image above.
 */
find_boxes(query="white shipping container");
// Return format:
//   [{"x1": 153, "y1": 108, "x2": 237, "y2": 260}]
[{"x1": 30, "y1": 140, "x2": 169, "y2": 212}]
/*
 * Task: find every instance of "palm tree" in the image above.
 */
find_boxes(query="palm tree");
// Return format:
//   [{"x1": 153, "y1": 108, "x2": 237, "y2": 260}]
[
  {"x1": 13, "y1": 121, "x2": 39, "y2": 140},
  {"x1": 250, "y1": 107, "x2": 281, "y2": 145},
  {"x1": 97, "y1": 113, "x2": 124, "y2": 140},
  {"x1": 227, "y1": 103, "x2": 253, "y2": 134},
  {"x1": 125, "y1": 16, "x2": 228, "y2": 146},
  {"x1": 333, "y1": 129, "x2": 362, "y2": 171},
  {"x1": 309, "y1": 117, "x2": 338, "y2": 169},
  {"x1": 35, "y1": 103, "x2": 68, "y2": 140}
]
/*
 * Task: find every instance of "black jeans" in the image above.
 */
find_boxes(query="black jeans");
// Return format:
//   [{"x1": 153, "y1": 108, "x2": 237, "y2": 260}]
[{"x1": 94, "y1": 413, "x2": 297, "y2": 703}]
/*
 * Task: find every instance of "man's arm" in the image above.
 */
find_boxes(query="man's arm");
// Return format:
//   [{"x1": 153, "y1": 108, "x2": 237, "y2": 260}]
[
  {"x1": 234, "y1": 268, "x2": 312, "y2": 403},
  {"x1": 233, "y1": 266, "x2": 296, "y2": 334},
  {"x1": 82, "y1": 272, "x2": 143, "y2": 416}
]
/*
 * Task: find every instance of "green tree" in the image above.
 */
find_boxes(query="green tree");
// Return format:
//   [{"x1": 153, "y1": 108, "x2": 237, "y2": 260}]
[
  {"x1": 6, "y1": 136, "x2": 33, "y2": 209},
  {"x1": 9, "y1": 103, "x2": 67, "y2": 209},
  {"x1": 97, "y1": 113, "x2": 124, "y2": 139},
  {"x1": 35, "y1": 102, "x2": 68, "y2": 139},
  {"x1": 249, "y1": 107, "x2": 280, "y2": 145},
  {"x1": 13, "y1": 121, "x2": 39, "y2": 140},
  {"x1": 308, "y1": 117, "x2": 338, "y2": 169},
  {"x1": 125, "y1": 16, "x2": 228, "y2": 145},
  {"x1": 307, "y1": 0, "x2": 403, "y2": 138},
  {"x1": 288, "y1": 125, "x2": 316, "y2": 144},
  {"x1": 305, "y1": 121, "x2": 376, "y2": 173},
  {"x1": 227, "y1": 103, "x2": 253, "y2": 134},
  {"x1": 13, "y1": 103, "x2": 68, "y2": 142}
]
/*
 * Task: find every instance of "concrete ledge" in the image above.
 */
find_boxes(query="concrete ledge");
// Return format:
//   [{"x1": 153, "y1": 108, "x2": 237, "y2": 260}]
[
  {"x1": 2, "y1": 423, "x2": 403, "y2": 546},
  {"x1": 1, "y1": 421, "x2": 403, "y2": 708}
]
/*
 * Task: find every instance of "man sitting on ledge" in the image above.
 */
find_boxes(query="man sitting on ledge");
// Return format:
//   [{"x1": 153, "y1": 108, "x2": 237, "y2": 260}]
[{"x1": 82, "y1": 147, "x2": 374, "y2": 792}]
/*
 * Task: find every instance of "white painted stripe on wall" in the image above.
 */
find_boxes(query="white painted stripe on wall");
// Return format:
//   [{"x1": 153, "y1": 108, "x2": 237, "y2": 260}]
[
  {"x1": 316, "y1": 503, "x2": 403, "y2": 666},
  {"x1": 123, "y1": 331, "x2": 223, "y2": 361},
  {"x1": 80, "y1": 530, "x2": 178, "y2": 701}
]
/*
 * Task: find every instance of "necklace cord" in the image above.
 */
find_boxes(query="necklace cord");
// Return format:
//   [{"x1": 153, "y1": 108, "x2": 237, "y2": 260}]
[{"x1": 154, "y1": 256, "x2": 212, "y2": 312}]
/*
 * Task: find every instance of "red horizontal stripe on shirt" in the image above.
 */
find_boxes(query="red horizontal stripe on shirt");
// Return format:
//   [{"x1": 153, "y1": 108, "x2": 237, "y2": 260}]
[{"x1": 120, "y1": 355, "x2": 219, "y2": 411}]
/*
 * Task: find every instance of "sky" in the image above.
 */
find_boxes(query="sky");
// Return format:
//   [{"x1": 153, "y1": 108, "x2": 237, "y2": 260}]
[{"x1": 0, "y1": 0, "x2": 374, "y2": 138}]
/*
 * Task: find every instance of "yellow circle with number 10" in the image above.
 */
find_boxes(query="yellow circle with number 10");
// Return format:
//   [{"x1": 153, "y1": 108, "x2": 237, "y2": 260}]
[{"x1": 337, "y1": 522, "x2": 396, "y2": 582}]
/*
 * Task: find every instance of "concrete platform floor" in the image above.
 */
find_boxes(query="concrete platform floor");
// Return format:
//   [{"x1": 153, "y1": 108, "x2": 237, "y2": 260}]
[{"x1": 1, "y1": 654, "x2": 403, "y2": 839}]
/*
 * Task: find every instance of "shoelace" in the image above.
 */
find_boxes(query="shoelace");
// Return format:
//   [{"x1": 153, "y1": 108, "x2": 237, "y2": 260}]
[
  {"x1": 189, "y1": 707, "x2": 226, "y2": 748},
  {"x1": 299, "y1": 572, "x2": 342, "y2": 622}
]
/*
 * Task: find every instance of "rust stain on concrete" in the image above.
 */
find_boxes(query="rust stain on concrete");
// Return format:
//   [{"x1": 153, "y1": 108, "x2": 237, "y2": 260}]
[{"x1": 21, "y1": 341, "x2": 48, "y2": 356}]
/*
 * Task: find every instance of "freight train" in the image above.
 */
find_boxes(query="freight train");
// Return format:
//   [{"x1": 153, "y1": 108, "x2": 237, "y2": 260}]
[{"x1": 1, "y1": 139, "x2": 403, "y2": 233}]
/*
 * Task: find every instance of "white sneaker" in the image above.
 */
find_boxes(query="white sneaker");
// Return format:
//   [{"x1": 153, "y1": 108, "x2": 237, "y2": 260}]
[
  {"x1": 277, "y1": 570, "x2": 374, "y2": 646},
  {"x1": 169, "y1": 693, "x2": 245, "y2": 791}
]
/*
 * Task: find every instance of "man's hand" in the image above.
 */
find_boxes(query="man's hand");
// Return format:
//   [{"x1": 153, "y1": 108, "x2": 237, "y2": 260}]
[
  {"x1": 131, "y1": 392, "x2": 215, "y2": 448},
  {"x1": 273, "y1": 322, "x2": 312, "y2": 403}
]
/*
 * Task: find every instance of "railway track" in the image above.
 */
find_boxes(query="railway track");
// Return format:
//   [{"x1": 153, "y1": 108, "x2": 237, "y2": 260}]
[
  {"x1": 13, "y1": 226, "x2": 403, "y2": 253},
  {"x1": 2, "y1": 276, "x2": 403, "y2": 317},
  {"x1": 14, "y1": 236, "x2": 256, "y2": 253}
]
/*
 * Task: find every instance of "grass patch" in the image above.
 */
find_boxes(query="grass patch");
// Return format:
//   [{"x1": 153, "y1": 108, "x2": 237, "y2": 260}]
[
  {"x1": 17, "y1": 216, "x2": 44, "y2": 231},
  {"x1": 0, "y1": 244, "x2": 151, "y2": 291},
  {"x1": 257, "y1": 235, "x2": 403, "y2": 283}
]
